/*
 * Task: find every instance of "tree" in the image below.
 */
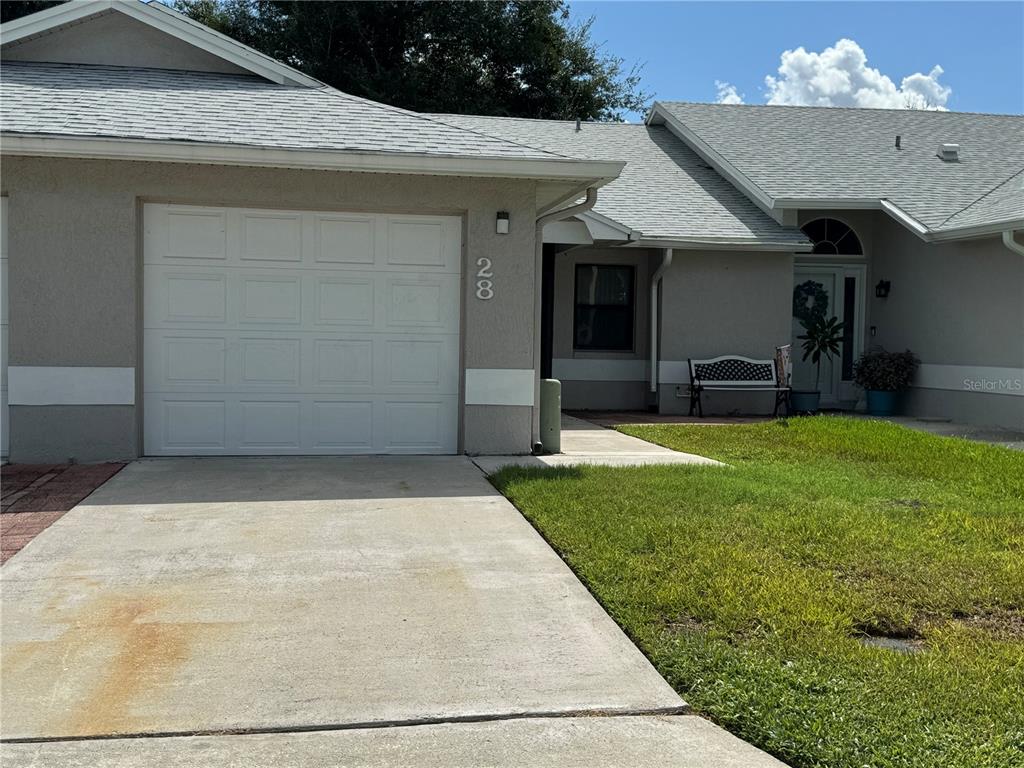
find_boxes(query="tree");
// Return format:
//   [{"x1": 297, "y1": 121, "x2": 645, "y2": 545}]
[
  {"x1": 1, "y1": 1, "x2": 65, "y2": 24},
  {"x1": 174, "y1": 1, "x2": 648, "y2": 120}
]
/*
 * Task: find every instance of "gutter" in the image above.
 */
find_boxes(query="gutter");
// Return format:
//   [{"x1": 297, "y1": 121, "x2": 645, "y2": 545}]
[
  {"x1": 649, "y1": 248, "x2": 673, "y2": 394},
  {"x1": 532, "y1": 188, "x2": 599, "y2": 451},
  {"x1": 0, "y1": 134, "x2": 625, "y2": 183},
  {"x1": 1003, "y1": 230, "x2": 1024, "y2": 256}
]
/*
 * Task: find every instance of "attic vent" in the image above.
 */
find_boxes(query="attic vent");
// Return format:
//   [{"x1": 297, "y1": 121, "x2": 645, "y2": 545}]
[{"x1": 937, "y1": 143, "x2": 960, "y2": 162}]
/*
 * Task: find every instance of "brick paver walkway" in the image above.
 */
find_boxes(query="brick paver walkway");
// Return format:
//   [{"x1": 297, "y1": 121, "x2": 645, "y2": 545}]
[{"x1": 1, "y1": 463, "x2": 124, "y2": 564}]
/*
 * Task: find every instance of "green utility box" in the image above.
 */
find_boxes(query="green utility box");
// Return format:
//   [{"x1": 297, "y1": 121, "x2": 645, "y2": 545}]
[{"x1": 540, "y1": 379, "x2": 562, "y2": 454}]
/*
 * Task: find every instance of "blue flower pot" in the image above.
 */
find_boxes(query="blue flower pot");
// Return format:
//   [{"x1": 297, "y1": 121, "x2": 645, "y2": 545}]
[
  {"x1": 789, "y1": 390, "x2": 821, "y2": 414},
  {"x1": 865, "y1": 389, "x2": 898, "y2": 416}
]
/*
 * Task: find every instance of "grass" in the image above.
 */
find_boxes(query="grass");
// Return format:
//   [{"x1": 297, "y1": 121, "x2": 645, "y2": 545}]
[{"x1": 491, "y1": 417, "x2": 1024, "y2": 768}]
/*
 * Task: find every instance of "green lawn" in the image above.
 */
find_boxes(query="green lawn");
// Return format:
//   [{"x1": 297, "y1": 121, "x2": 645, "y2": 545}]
[{"x1": 491, "y1": 417, "x2": 1024, "y2": 768}]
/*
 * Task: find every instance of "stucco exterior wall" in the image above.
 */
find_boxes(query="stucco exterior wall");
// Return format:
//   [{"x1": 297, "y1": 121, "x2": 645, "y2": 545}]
[
  {"x1": 657, "y1": 250, "x2": 795, "y2": 415},
  {"x1": 2, "y1": 156, "x2": 539, "y2": 460},
  {"x1": 799, "y1": 209, "x2": 1023, "y2": 429},
  {"x1": 550, "y1": 247, "x2": 653, "y2": 411},
  {"x1": 2, "y1": 12, "x2": 253, "y2": 76}
]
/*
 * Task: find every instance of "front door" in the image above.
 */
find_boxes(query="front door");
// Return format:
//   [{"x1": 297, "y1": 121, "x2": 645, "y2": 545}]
[{"x1": 791, "y1": 265, "x2": 864, "y2": 406}]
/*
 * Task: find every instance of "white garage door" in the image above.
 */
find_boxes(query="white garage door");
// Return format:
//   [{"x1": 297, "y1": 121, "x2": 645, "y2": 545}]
[
  {"x1": 1, "y1": 198, "x2": 7, "y2": 459},
  {"x1": 143, "y1": 204, "x2": 461, "y2": 455}
]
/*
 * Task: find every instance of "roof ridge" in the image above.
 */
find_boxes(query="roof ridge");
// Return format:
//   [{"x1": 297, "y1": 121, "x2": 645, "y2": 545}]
[
  {"x1": 433, "y1": 113, "x2": 646, "y2": 127},
  {"x1": 936, "y1": 166, "x2": 1024, "y2": 227},
  {"x1": 317, "y1": 92, "x2": 575, "y2": 161},
  {"x1": 657, "y1": 100, "x2": 1024, "y2": 119}
]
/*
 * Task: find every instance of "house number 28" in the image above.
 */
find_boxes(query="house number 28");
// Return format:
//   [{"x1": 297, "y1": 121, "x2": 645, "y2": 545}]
[{"x1": 475, "y1": 257, "x2": 494, "y2": 300}]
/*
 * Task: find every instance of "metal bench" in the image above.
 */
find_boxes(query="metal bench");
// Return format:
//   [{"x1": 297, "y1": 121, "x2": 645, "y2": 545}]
[{"x1": 687, "y1": 349, "x2": 791, "y2": 417}]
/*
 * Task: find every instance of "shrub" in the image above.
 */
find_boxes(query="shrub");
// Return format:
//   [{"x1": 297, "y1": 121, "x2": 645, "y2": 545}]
[{"x1": 853, "y1": 348, "x2": 920, "y2": 391}]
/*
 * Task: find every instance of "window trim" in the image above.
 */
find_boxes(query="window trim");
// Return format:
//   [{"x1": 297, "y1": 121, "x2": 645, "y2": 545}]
[{"x1": 572, "y1": 263, "x2": 637, "y2": 353}]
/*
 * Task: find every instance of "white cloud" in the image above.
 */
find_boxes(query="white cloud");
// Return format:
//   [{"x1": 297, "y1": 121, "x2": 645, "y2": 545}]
[
  {"x1": 714, "y1": 80, "x2": 745, "y2": 105},
  {"x1": 762, "y1": 38, "x2": 951, "y2": 110}
]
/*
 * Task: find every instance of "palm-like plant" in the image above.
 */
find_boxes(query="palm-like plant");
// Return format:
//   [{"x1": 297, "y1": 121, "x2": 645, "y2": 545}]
[{"x1": 797, "y1": 315, "x2": 844, "y2": 392}]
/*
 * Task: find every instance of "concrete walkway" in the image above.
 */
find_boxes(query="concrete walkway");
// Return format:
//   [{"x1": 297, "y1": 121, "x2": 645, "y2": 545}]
[
  {"x1": 1, "y1": 456, "x2": 781, "y2": 766},
  {"x1": 473, "y1": 414, "x2": 722, "y2": 474},
  {"x1": 859, "y1": 415, "x2": 1024, "y2": 451}
]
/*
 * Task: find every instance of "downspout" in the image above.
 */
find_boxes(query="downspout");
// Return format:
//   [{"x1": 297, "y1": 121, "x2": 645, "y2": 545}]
[
  {"x1": 532, "y1": 188, "x2": 598, "y2": 451},
  {"x1": 1002, "y1": 230, "x2": 1024, "y2": 257},
  {"x1": 649, "y1": 248, "x2": 673, "y2": 395}
]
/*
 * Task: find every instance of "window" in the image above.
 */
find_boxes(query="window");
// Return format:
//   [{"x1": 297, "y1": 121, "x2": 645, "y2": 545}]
[
  {"x1": 574, "y1": 264, "x2": 635, "y2": 351},
  {"x1": 800, "y1": 218, "x2": 863, "y2": 255}
]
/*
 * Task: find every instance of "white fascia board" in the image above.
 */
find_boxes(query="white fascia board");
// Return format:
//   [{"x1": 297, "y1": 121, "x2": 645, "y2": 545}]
[
  {"x1": 0, "y1": 0, "x2": 113, "y2": 43},
  {"x1": 774, "y1": 197, "x2": 884, "y2": 210},
  {"x1": 631, "y1": 237, "x2": 810, "y2": 253},
  {"x1": 0, "y1": 0, "x2": 324, "y2": 88},
  {"x1": 647, "y1": 103, "x2": 777, "y2": 215},
  {"x1": 0, "y1": 134, "x2": 625, "y2": 183},
  {"x1": 930, "y1": 218, "x2": 1024, "y2": 242},
  {"x1": 579, "y1": 210, "x2": 641, "y2": 241},
  {"x1": 878, "y1": 199, "x2": 931, "y2": 239},
  {"x1": 776, "y1": 197, "x2": 1021, "y2": 243}
]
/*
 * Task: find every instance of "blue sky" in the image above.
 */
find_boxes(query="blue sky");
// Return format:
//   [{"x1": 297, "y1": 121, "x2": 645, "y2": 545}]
[{"x1": 568, "y1": 2, "x2": 1024, "y2": 120}]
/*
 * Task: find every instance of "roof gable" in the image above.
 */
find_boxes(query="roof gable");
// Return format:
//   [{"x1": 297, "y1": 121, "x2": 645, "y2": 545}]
[
  {"x1": 650, "y1": 101, "x2": 1024, "y2": 238},
  {"x1": 0, "y1": 0, "x2": 322, "y2": 87}
]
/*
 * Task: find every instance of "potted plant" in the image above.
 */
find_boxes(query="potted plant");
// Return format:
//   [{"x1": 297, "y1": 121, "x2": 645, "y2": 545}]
[
  {"x1": 791, "y1": 315, "x2": 844, "y2": 414},
  {"x1": 853, "y1": 349, "x2": 920, "y2": 416}
]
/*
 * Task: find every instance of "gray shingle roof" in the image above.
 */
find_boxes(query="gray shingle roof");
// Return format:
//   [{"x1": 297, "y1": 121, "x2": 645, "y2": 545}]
[
  {"x1": 940, "y1": 169, "x2": 1024, "y2": 231},
  {"x1": 0, "y1": 61, "x2": 571, "y2": 161},
  {"x1": 433, "y1": 114, "x2": 809, "y2": 246},
  {"x1": 653, "y1": 102, "x2": 1024, "y2": 232}
]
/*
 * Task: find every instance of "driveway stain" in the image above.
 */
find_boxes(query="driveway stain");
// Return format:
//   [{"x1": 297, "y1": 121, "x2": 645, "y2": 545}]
[{"x1": 4, "y1": 587, "x2": 236, "y2": 738}]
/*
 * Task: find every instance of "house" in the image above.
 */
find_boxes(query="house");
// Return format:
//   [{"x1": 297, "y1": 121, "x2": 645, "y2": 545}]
[{"x1": 1, "y1": 1, "x2": 1021, "y2": 462}]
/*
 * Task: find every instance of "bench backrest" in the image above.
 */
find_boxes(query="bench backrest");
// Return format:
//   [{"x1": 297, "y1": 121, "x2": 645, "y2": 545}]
[{"x1": 688, "y1": 355, "x2": 778, "y2": 386}]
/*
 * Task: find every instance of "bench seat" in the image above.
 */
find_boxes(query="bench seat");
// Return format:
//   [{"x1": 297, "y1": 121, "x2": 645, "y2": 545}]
[{"x1": 687, "y1": 354, "x2": 791, "y2": 417}]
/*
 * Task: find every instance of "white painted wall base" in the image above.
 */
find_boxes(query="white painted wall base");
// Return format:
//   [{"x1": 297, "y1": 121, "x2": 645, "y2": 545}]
[
  {"x1": 464, "y1": 368, "x2": 535, "y2": 406},
  {"x1": 8, "y1": 366, "x2": 136, "y2": 405},
  {"x1": 915, "y1": 364, "x2": 1023, "y2": 397}
]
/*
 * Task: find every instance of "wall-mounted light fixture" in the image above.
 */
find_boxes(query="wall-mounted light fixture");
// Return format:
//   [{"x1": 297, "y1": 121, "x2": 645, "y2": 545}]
[
  {"x1": 496, "y1": 211, "x2": 510, "y2": 235},
  {"x1": 875, "y1": 280, "x2": 891, "y2": 299}
]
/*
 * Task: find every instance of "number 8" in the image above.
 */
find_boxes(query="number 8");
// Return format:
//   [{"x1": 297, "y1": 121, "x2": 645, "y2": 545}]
[{"x1": 476, "y1": 280, "x2": 494, "y2": 300}]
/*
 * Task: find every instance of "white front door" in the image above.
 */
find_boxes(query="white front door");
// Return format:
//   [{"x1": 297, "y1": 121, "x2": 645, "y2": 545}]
[
  {"x1": 791, "y1": 265, "x2": 864, "y2": 405},
  {"x1": 143, "y1": 204, "x2": 462, "y2": 455}
]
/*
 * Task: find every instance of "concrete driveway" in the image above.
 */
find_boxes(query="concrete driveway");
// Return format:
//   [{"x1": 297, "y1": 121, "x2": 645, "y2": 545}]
[{"x1": 2, "y1": 457, "x2": 783, "y2": 766}]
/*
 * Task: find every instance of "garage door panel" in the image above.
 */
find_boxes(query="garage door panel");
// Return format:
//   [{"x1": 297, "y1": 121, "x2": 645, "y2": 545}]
[
  {"x1": 313, "y1": 214, "x2": 377, "y2": 266},
  {"x1": 239, "y1": 275, "x2": 302, "y2": 325},
  {"x1": 158, "y1": 272, "x2": 228, "y2": 324},
  {"x1": 163, "y1": 336, "x2": 227, "y2": 386},
  {"x1": 314, "y1": 339, "x2": 373, "y2": 386},
  {"x1": 383, "y1": 400, "x2": 456, "y2": 452},
  {"x1": 240, "y1": 212, "x2": 302, "y2": 263},
  {"x1": 164, "y1": 208, "x2": 228, "y2": 260},
  {"x1": 314, "y1": 276, "x2": 375, "y2": 326},
  {"x1": 238, "y1": 401, "x2": 302, "y2": 449},
  {"x1": 145, "y1": 204, "x2": 461, "y2": 455},
  {"x1": 157, "y1": 398, "x2": 228, "y2": 451},
  {"x1": 384, "y1": 275, "x2": 459, "y2": 332},
  {"x1": 239, "y1": 338, "x2": 301, "y2": 387},
  {"x1": 1, "y1": 198, "x2": 7, "y2": 458},
  {"x1": 311, "y1": 401, "x2": 374, "y2": 449},
  {"x1": 387, "y1": 218, "x2": 445, "y2": 267}
]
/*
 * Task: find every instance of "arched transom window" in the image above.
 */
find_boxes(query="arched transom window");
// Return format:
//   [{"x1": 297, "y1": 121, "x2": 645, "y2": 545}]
[{"x1": 800, "y1": 218, "x2": 863, "y2": 255}]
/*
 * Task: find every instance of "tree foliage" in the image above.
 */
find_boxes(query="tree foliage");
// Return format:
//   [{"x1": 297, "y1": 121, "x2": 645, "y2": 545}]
[
  {"x1": 1, "y1": 1, "x2": 65, "y2": 24},
  {"x1": 174, "y1": 0, "x2": 648, "y2": 120}
]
